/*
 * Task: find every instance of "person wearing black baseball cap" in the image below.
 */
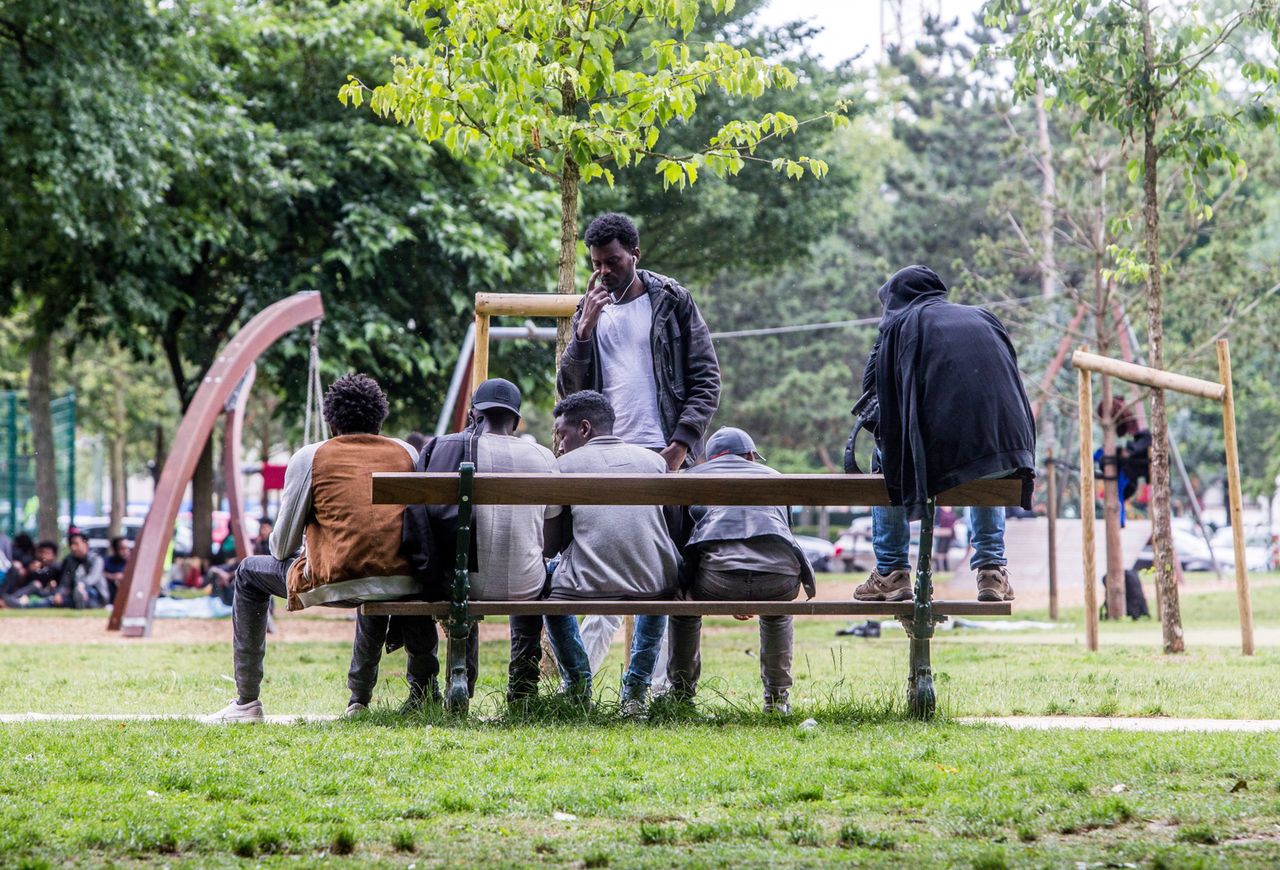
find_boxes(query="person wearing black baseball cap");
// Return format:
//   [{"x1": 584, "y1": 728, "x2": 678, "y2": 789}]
[
  {"x1": 351, "y1": 378, "x2": 593, "y2": 712},
  {"x1": 665, "y1": 427, "x2": 815, "y2": 715}
]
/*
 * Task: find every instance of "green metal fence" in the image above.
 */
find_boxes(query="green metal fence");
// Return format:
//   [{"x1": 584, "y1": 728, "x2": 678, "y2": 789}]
[{"x1": 0, "y1": 391, "x2": 77, "y2": 536}]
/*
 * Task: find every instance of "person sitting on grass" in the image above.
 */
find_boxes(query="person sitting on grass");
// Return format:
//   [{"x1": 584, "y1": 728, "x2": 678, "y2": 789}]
[
  {"x1": 0, "y1": 540, "x2": 62, "y2": 608},
  {"x1": 544, "y1": 390, "x2": 679, "y2": 717},
  {"x1": 204, "y1": 373, "x2": 420, "y2": 724},
  {"x1": 102, "y1": 536, "x2": 131, "y2": 604},
  {"x1": 665, "y1": 427, "x2": 815, "y2": 716},
  {"x1": 59, "y1": 529, "x2": 109, "y2": 609}
]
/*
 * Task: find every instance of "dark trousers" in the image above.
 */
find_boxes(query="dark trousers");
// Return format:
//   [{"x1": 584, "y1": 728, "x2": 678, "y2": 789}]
[
  {"x1": 348, "y1": 615, "x2": 444, "y2": 706},
  {"x1": 232, "y1": 555, "x2": 442, "y2": 705}
]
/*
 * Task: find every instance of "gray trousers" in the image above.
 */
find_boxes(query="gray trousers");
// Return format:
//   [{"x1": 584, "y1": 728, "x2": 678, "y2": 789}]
[
  {"x1": 667, "y1": 567, "x2": 799, "y2": 699},
  {"x1": 231, "y1": 555, "x2": 439, "y2": 705}
]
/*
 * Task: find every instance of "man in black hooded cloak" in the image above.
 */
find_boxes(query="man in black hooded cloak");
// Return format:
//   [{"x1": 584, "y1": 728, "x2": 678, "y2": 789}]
[{"x1": 850, "y1": 266, "x2": 1035, "y2": 603}]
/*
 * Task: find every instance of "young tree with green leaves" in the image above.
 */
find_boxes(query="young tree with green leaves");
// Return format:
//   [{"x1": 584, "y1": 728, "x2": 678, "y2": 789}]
[
  {"x1": 340, "y1": 0, "x2": 846, "y2": 296},
  {"x1": 987, "y1": 0, "x2": 1280, "y2": 653}
]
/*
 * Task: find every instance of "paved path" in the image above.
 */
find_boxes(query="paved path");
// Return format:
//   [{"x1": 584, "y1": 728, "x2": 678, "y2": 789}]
[
  {"x1": 4, "y1": 712, "x2": 1279, "y2": 731},
  {"x1": 961, "y1": 716, "x2": 1280, "y2": 732}
]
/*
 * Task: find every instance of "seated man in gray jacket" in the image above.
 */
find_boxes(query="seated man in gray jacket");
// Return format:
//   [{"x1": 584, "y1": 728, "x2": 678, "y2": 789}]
[
  {"x1": 544, "y1": 390, "x2": 679, "y2": 716},
  {"x1": 666, "y1": 427, "x2": 815, "y2": 715}
]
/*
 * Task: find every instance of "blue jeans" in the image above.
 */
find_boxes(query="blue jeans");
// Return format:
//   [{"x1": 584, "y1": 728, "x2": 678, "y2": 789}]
[
  {"x1": 621, "y1": 615, "x2": 667, "y2": 698},
  {"x1": 543, "y1": 614, "x2": 592, "y2": 688},
  {"x1": 872, "y1": 506, "x2": 1006, "y2": 573}
]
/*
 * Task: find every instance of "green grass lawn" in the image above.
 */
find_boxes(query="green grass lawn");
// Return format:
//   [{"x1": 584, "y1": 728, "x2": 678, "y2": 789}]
[{"x1": 2, "y1": 576, "x2": 1278, "y2": 867}]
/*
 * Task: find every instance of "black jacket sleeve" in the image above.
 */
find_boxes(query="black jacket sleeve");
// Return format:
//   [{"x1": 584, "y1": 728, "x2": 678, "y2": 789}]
[
  {"x1": 670, "y1": 290, "x2": 721, "y2": 451},
  {"x1": 556, "y1": 302, "x2": 595, "y2": 398},
  {"x1": 401, "y1": 442, "x2": 435, "y2": 587}
]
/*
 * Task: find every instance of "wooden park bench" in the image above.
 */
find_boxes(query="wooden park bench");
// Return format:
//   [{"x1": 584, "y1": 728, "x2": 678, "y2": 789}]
[{"x1": 363, "y1": 467, "x2": 1021, "y2": 719}]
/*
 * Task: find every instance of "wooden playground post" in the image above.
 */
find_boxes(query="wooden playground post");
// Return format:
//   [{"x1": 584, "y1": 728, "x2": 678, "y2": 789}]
[
  {"x1": 1045, "y1": 448, "x2": 1059, "y2": 621},
  {"x1": 1077, "y1": 350, "x2": 1099, "y2": 651},
  {"x1": 1217, "y1": 339, "x2": 1253, "y2": 656},
  {"x1": 1072, "y1": 343, "x2": 1252, "y2": 656}
]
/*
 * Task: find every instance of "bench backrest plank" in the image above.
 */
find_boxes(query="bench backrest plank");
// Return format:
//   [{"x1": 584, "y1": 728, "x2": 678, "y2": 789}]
[{"x1": 370, "y1": 472, "x2": 1022, "y2": 508}]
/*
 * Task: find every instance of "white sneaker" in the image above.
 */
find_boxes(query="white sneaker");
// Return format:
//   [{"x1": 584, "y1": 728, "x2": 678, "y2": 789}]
[
  {"x1": 203, "y1": 698, "x2": 264, "y2": 724},
  {"x1": 344, "y1": 701, "x2": 368, "y2": 718}
]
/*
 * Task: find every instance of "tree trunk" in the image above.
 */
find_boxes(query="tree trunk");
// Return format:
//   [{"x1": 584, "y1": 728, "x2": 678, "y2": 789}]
[
  {"x1": 27, "y1": 336, "x2": 59, "y2": 541},
  {"x1": 108, "y1": 386, "x2": 127, "y2": 538},
  {"x1": 192, "y1": 437, "x2": 215, "y2": 561},
  {"x1": 1141, "y1": 0, "x2": 1184, "y2": 653},
  {"x1": 1035, "y1": 79, "x2": 1057, "y2": 300},
  {"x1": 557, "y1": 155, "x2": 580, "y2": 296}
]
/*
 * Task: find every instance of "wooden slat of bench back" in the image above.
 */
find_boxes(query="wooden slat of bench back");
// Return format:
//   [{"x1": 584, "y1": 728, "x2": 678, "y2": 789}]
[
  {"x1": 370, "y1": 472, "x2": 1022, "y2": 508},
  {"x1": 360, "y1": 600, "x2": 1012, "y2": 617}
]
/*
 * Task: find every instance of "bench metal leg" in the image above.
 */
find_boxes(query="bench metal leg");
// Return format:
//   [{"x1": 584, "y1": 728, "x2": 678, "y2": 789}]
[
  {"x1": 902, "y1": 497, "x2": 937, "y2": 720},
  {"x1": 444, "y1": 463, "x2": 475, "y2": 715}
]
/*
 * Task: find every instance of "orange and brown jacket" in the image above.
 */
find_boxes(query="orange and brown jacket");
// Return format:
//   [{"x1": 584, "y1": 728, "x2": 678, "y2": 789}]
[{"x1": 269, "y1": 434, "x2": 418, "y2": 610}]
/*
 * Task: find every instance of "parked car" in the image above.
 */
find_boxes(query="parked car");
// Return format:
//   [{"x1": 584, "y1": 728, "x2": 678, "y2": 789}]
[
  {"x1": 1209, "y1": 526, "x2": 1274, "y2": 572},
  {"x1": 793, "y1": 535, "x2": 836, "y2": 573},
  {"x1": 61, "y1": 515, "x2": 192, "y2": 559},
  {"x1": 832, "y1": 516, "x2": 875, "y2": 573},
  {"x1": 1132, "y1": 526, "x2": 1218, "y2": 573}
]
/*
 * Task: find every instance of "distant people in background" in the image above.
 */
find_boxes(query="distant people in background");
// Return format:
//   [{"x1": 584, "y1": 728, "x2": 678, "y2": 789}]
[
  {"x1": 103, "y1": 536, "x2": 131, "y2": 603},
  {"x1": 0, "y1": 540, "x2": 61, "y2": 608},
  {"x1": 932, "y1": 507, "x2": 958, "y2": 571},
  {"x1": 405, "y1": 431, "x2": 429, "y2": 455},
  {"x1": 59, "y1": 530, "x2": 109, "y2": 608},
  {"x1": 0, "y1": 533, "x2": 35, "y2": 597},
  {"x1": 252, "y1": 518, "x2": 274, "y2": 556},
  {"x1": 10, "y1": 533, "x2": 34, "y2": 568}
]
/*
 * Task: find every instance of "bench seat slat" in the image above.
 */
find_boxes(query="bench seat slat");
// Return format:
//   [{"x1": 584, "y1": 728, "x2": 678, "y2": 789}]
[
  {"x1": 359, "y1": 600, "x2": 1012, "y2": 618},
  {"x1": 371, "y1": 472, "x2": 1022, "y2": 508}
]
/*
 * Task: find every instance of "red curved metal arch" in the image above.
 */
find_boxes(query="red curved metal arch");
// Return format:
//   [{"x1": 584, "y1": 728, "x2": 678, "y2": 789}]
[{"x1": 109, "y1": 292, "x2": 325, "y2": 635}]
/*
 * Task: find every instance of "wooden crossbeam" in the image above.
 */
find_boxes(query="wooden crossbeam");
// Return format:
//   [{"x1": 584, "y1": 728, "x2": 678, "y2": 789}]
[
  {"x1": 371, "y1": 472, "x2": 1022, "y2": 508},
  {"x1": 360, "y1": 599, "x2": 1012, "y2": 617}
]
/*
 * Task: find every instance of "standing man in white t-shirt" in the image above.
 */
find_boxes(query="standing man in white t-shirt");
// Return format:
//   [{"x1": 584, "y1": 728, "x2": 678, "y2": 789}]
[{"x1": 557, "y1": 212, "x2": 722, "y2": 680}]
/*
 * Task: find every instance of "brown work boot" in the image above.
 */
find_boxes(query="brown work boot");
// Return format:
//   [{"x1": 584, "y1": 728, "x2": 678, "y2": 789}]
[
  {"x1": 853, "y1": 569, "x2": 912, "y2": 602},
  {"x1": 976, "y1": 566, "x2": 1015, "y2": 602}
]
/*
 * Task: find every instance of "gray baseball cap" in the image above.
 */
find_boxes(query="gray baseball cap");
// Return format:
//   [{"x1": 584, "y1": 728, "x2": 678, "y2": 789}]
[{"x1": 705, "y1": 426, "x2": 764, "y2": 461}]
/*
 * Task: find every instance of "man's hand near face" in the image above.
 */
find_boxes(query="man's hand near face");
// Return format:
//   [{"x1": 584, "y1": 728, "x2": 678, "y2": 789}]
[
  {"x1": 659, "y1": 441, "x2": 688, "y2": 472},
  {"x1": 576, "y1": 271, "x2": 612, "y2": 341}
]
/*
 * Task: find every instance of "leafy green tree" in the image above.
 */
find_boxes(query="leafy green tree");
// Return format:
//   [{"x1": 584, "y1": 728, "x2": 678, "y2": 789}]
[
  {"x1": 0, "y1": 1, "x2": 192, "y2": 538},
  {"x1": 988, "y1": 0, "x2": 1280, "y2": 652},
  {"x1": 340, "y1": 0, "x2": 845, "y2": 296}
]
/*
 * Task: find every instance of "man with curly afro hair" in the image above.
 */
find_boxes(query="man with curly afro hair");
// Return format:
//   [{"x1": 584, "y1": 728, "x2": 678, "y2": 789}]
[{"x1": 205, "y1": 373, "x2": 432, "y2": 723}]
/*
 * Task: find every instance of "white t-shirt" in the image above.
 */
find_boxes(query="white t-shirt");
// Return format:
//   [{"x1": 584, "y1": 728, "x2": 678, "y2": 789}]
[
  {"x1": 596, "y1": 293, "x2": 667, "y2": 448},
  {"x1": 472, "y1": 434, "x2": 561, "y2": 600}
]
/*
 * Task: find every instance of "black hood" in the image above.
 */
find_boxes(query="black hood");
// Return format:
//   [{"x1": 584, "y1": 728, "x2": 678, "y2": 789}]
[{"x1": 877, "y1": 265, "x2": 949, "y2": 318}]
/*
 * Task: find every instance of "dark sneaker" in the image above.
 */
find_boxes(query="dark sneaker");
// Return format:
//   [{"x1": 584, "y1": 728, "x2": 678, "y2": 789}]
[
  {"x1": 853, "y1": 569, "x2": 912, "y2": 602},
  {"x1": 976, "y1": 566, "x2": 1015, "y2": 602},
  {"x1": 763, "y1": 692, "x2": 791, "y2": 715}
]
